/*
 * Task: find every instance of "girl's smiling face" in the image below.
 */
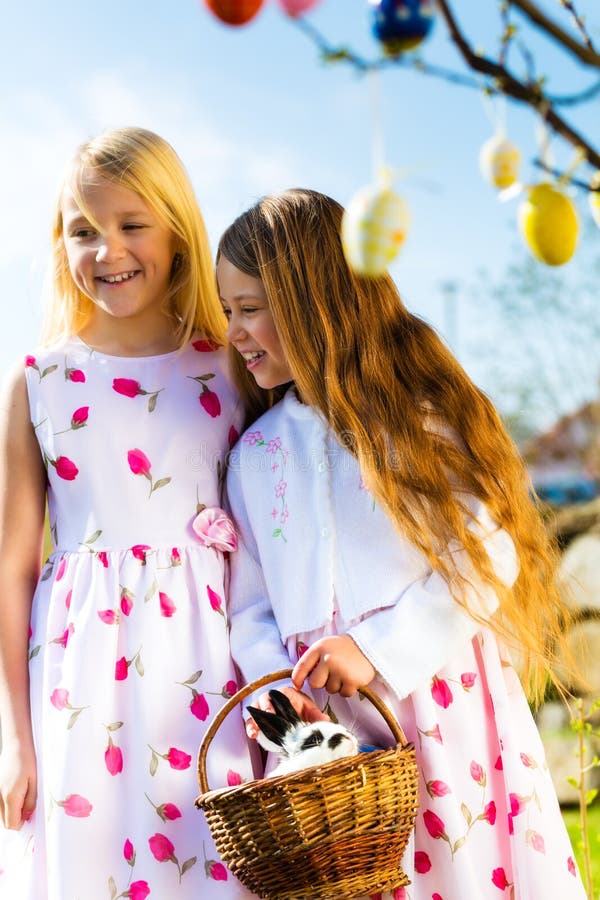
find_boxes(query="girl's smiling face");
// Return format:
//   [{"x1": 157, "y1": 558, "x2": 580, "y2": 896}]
[
  {"x1": 61, "y1": 177, "x2": 175, "y2": 325},
  {"x1": 217, "y1": 256, "x2": 294, "y2": 390}
]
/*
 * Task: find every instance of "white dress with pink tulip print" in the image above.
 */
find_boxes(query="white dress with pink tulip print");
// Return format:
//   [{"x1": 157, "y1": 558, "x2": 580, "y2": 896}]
[
  {"x1": 226, "y1": 390, "x2": 587, "y2": 900},
  {"x1": 0, "y1": 336, "x2": 258, "y2": 900}
]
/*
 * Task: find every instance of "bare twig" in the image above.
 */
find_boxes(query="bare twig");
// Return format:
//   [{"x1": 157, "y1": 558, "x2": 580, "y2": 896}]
[
  {"x1": 436, "y1": 0, "x2": 600, "y2": 168},
  {"x1": 509, "y1": 0, "x2": 600, "y2": 66},
  {"x1": 558, "y1": 0, "x2": 598, "y2": 55}
]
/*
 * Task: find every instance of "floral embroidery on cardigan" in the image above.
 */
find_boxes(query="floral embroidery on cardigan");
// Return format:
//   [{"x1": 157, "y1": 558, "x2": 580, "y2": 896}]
[{"x1": 242, "y1": 431, "x2": 289, "y2": 541}]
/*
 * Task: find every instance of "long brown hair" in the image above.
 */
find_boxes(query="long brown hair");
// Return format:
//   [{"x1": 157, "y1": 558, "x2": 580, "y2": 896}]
[
  {"x1": 218, "y1": 188, "x2": 574, "y2": 704},
  {"x1": 44, "y1": 126, "x2": 225, "y2": 348}
]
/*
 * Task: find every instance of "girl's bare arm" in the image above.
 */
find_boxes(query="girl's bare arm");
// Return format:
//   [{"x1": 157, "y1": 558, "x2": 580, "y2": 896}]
[{"x1": 0, "y1": 364, "x2": 46, "y2": 828}]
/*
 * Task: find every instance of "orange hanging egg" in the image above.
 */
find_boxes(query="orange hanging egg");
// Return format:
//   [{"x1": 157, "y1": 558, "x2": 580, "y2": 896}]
[{"x1": 204, "y1": 0, "x2": 264, "y2": 26}]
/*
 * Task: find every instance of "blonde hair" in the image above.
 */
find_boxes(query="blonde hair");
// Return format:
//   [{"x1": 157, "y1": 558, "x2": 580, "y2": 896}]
[
  {"x1": 218, "y1": 188, "x2": 575, "y2": 704},
  {"x1": 43, "y1": 126, "x2": 225, "y2": 348}
]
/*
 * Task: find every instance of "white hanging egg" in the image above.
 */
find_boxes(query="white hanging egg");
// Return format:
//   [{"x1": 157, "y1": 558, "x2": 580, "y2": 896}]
[
  {"x1": 479, "y1": 133, "x2": 521, "y2": 189},
  {"x1": 341, "y1": 182, "x2": 409, "y2": 276}
]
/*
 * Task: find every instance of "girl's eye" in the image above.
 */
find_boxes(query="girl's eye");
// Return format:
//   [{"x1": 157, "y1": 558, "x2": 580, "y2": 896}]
[
  {"x1": 242, "y1": 307, "x2": 258, "y2": 315},
  {"x1": 123, "y1": 224, "x2": 145, "y2": 231},
  {"x1": 221, "y1": 307, "x2": 231, "y2": 319},
  {"x1": 72, "y1": 228, "x2": 95, "y2": 239}
]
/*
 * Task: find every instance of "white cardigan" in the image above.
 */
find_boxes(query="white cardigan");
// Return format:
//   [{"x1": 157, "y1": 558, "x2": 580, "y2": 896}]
[{"x1": 226, "y1": 388, "x2": 518, "y2": 699}]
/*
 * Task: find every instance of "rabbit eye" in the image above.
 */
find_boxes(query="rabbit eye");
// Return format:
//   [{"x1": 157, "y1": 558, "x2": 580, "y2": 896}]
[{"x1": 300, "y1": 730, "x2": 324, "y2": 750}]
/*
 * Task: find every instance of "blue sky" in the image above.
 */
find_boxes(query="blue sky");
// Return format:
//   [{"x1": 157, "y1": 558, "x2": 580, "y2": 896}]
[{"x1": 1, "y1": 0, "x2": 598, "y2": 427}]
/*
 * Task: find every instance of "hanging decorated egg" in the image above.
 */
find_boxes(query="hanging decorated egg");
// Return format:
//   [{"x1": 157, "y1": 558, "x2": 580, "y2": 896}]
[
  {"x1": 204, "y1": 0, "x2": 264, "y2": 27},
  {"x1": 589, "y1": 172, "x2": 600, "y2": 228},
  {"x1": 276, "y1": 0, "x2": 320, "y2": 16},
  {"x1": 479, "y1": 133, "x2": 521, "y2": 189},
  {"x1": 518, "y1": 183, "x2": 579, "y2": 266},
  {"x1": 370, "y1": 0, "x2": 435, "y2": 54},
  {"x1": 341, "y1": 179, "x2": 409, "y2": 276}
]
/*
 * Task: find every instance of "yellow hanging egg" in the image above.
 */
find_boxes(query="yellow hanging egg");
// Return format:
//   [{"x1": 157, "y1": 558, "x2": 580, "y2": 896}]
[
  {"x1": 341, "y1": 183, "x2": 409, "y2": 276},
  {"x1": 589, "y1": 171, "x2": 600, "y2": 229},
  {"x1": 518, "y1": 183, "x2": 579, "y2": 266},
  {"x1": 479, "y1": 133, "x2": 521, "y2": 189}
]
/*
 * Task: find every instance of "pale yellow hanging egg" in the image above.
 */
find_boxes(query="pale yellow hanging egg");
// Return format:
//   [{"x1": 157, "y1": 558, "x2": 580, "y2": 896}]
[
  {"x1": 589, "y1": 171, "x2": 600, "y2": 228},
  {"x1": 518, "y1": 182, "x2": 579, "y2": 266},
  {"x1": 341, "y1": 183, "x2": 409, "y2": 276},
  {"x1": 479, "y1": 133, "x2": 521, "y2": 189}
]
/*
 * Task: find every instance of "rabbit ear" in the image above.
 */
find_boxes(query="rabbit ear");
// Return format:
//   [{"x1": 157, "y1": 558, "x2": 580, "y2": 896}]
[
  {"x1": 268, "y1": 690, "x2": 302, "y2": 727},
  {"x1": 246, "y1": 705, "x2": 289, "y2": 750}
]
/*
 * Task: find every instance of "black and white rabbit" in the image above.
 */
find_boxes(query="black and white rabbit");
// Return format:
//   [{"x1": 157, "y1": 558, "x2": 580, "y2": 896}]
[{"x1": 246, "y1": 689, "x2": 359, "y2": 776}]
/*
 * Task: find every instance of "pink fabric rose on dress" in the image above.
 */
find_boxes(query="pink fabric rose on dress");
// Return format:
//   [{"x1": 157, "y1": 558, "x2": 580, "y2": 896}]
[
  {"x1": 113, "y1": 378, "x2": 143, "y2": 398},
  {"x1": 192, "y1": 507, "x2": 237, "y2": 552},
  {"x1": 199, "y1": 387, "x2": 221, "y2": 418}
]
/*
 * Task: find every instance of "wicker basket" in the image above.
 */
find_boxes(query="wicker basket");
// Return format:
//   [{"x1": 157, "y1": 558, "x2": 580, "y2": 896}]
[{"x1": 196, "y1": 669, "x2": 418, "y2": 900}]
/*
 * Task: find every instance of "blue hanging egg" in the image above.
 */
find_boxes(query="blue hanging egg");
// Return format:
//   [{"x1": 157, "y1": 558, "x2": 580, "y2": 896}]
[{"x1": 370, "y1": 0, "x2": 435, "y2": 54}]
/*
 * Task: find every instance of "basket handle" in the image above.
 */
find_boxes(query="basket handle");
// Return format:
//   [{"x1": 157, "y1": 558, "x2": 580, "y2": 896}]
[{"x1": 197, "y1": 668, "x2": 409, "y2": 795}]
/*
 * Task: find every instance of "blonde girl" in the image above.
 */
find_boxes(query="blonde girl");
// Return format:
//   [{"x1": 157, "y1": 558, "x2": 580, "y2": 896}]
[{"x1": 0, "y1": 127, "x2": 257, "y2": 900}]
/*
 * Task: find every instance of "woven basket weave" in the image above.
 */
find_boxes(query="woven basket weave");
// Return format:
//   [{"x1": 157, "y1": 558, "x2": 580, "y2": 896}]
[{"x1": 196, "y1": 669, "x2": 418, "y2": 900}]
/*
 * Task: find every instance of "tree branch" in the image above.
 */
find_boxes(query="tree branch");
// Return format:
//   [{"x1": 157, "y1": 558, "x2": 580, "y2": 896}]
[
  {"x1": 509, "y1": 0, "x2": 600, "y2": 66},
  {"x1": 436, "y1": 0, "x2": 600, "y2": 168}
]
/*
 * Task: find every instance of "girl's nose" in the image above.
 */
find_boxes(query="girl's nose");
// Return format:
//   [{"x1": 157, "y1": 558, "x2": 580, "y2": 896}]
[
  {"x1": 225, "y1": 315, "x2": 246, "y2": 343},
  {"x1": 96, "y1": 233, "x2": 126, "y2": 263}
]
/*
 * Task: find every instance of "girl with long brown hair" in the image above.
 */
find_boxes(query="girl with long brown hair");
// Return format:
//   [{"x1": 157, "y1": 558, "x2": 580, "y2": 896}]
[{"x1": 219, "y1": 188, "x2": 584, "y2": 897}]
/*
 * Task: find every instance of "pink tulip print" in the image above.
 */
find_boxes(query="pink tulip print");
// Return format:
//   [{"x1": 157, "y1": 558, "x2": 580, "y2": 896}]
[
  {"x1": 426, "y1": 779, "x2": 451, "y2": 798},
  {"x1": 423, "y1": 809, "x2": 447, "y2": 841},
  {"x1": 461, "y1": 672, "x2": 477, "y2": 690},
  {"x1": 124, "y1": 839, "x2": 135, "y2": 864},
  {"x1": 120, "y1": 588, "x2": 134, "y2": 616},
  {"x1": 149, "y1": 833, "x2": 175, "y2": 862},
  {"x1": 50, "y1": 688, "x2": 70, "y2": 711},
  {"x1": 188, "y1": 373, "x2": 222, "y2": 417},
  {"x1": 431, "y1": 676, "x2": 453, "y2": 708},
  {"x1": 25, "y1": 354, "x2": 58, "y2": 381},
  {"x1": 128, "y1": 882, "x2": 150, "y2": 900},
  {"x1": 206, "y1": 585, "x2": 224, "y2": 615},
  {"x1": 190, "y1": 692, "x2": 209, "y2": 720},
  {"x1": 65, "y1": 366, "x2": 86, "y2": 383},
  {"x1": 159, "y1": 591, "x2": 176, "y2": 618},
  {"x1": 491, "y1": 866, "x2": 512, "y2": 890},
  {"x1": 470, "y1": 760, "x2": 486, "y2": 787},
  {"x1": 115, "y1": 656, "x2": 128, "y2": 681},
  {"x1": 525, "y1": 829, "x2": 546, "y2": 854},
  {"x1": 148, "y1": 744, "x2": 192, "y2": 776},
  {"x1": 51, "y1": 622, "x2": 74, "y2": 649},
  {"x1": 414, "y1": 850, "x2": 432, "y2": 874},
  {"x1": 227, "y1": 770, "x2": 242, "y2": 786},
  {"x1": 127, "y1": 448, "x2": 171, "y2": 498},
  {"x1": 113, "y1": 377, "x2": 163, "y2": 412},
  {"x1": 205, "y1": 859, "x2": 227, "y2": 881},
  {"x1": 145, "y1": 793, "x2": 182, "y2": 822},
  {"x1": 58, "y1": 793, "x2": 93, "y2": 817},
  {"x1": 199, "y1": 387, "x2": 221, "y2": 418},
  {"x1": 568, "y1": 856, "x2": 577, "y2": 877},
  {"x1": 228, "y1": 424, "x2": 239, "y2": 447},
  {"x1": 131, "y1": 544, "x2": 151, "y2": 564},
  {"x1": 46, "y1": 454, "x2": 79, "y2": 481},
  {"x1": 192, "y1": 339, "x2": 220, "y2": 352},
  {"x1": 105, "y1": 739, "x2": 124, "y2": 776},
  {"x1": 481, "y1": 800, "x2": 497, "y2": 825},
  {"x1": 149, "y1": 832, "x2": 197, "y2": 882}
]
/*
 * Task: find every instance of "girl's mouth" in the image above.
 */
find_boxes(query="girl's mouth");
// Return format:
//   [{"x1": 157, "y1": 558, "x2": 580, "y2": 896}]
[
  {"x1": 242, "y1": 350, "x2": 266, "y2": 371},
  {"x1": 96, "y1": 270, "x2": 140, "y2": 285}
]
